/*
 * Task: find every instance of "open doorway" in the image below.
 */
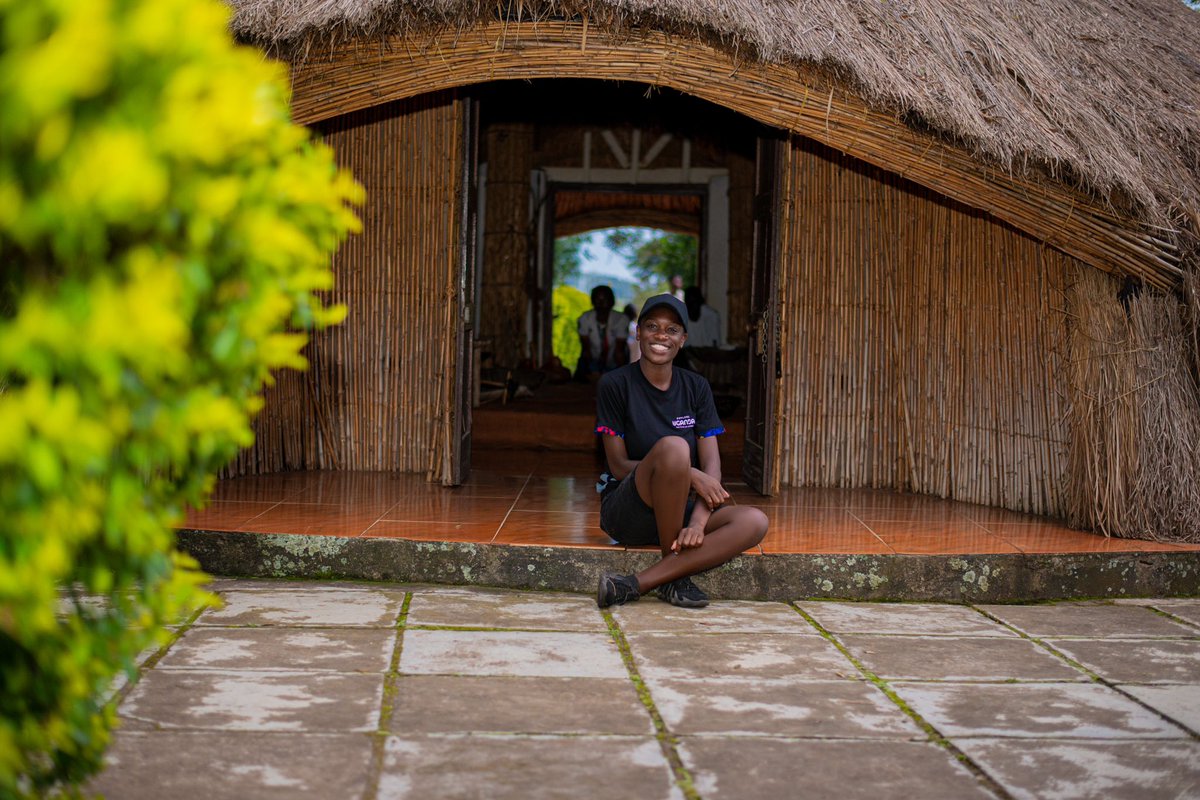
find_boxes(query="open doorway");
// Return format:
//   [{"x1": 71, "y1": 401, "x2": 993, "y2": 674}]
[
  {"x1": 470, "y1": 80, "x2": 771, "y2": 485},
  {"x1": 551, "y1": 224, "x2": 701, "y2": 379}
]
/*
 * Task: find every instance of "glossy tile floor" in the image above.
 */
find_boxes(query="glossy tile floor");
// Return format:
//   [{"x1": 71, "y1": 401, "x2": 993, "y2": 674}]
[{"x1": 181, "y1": 450, "x2": 1200, "y2": 555}]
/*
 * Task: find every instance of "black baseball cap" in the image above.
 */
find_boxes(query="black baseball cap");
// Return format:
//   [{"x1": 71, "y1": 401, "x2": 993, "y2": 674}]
[{"x1": 637, "y1": 293, "x2": 688, "y2": 332}]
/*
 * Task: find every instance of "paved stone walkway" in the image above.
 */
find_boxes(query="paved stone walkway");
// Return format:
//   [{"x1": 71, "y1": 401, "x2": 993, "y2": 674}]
[{"x1": 90, "y1": 580, "x2": 1200, "y2": 799}]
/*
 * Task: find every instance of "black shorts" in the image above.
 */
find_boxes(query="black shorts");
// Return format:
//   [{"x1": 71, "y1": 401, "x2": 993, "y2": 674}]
[{"x1": 599, "y1": 466, "x2": 695, "y2": 546}]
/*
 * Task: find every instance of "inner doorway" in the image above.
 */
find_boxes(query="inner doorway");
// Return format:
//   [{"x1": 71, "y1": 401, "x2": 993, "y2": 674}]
[
  {"x1": 548, "y1": 219, "x2": 703, "y2": 378},
  {"x1": 470, "y1": 80, "x2": 774, "y2": 490}
]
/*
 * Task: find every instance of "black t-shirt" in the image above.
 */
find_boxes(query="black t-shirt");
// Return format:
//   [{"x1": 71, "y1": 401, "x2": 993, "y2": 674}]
[{"x1": 594, "y1": 362, "x2": 724, "y2": 483}]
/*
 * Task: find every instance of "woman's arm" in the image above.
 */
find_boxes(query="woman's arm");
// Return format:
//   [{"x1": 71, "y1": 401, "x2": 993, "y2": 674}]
[
  {"x1": 686, "y1": 436, "x2": 728, "y2": 534},
  {"x1": 601, "y1": 434, "x2": 639, "y2": 481},
  {"x1": 672, "y1": 437, "x2": 727, "y2": 550}
]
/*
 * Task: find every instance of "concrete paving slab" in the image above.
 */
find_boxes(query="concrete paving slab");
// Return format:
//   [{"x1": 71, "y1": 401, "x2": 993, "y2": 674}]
[
  {"x1": 797, "y1": 601, "x2": 1013, "y2": 637},
  {"x1": 118, "y1": 669, "x2": 383, "y2": 731},
  {"x1": 157, "y1": 627, "x2": 395, "y2": 672},
  {"x1": 389, "y1": 675, "x2": 653, "y2": 735},
  {"x1": 839, "y1": 635, "x2": 1084, "y2": 681},
  {"x1": 377, "y1": 735, "x2": 681, "y2": 800},
  {"x1": 647, "y1": 678, "x2": 921, "y2": 738},
  {"x1": 1047, "y1": 638, "x2": 1200, "y2": 683},
  {"x1": 1144, "y1": 599, "x2": 1200, "y2": 629},
  {"x1": 399, "y1": 629, "x2": 627, "y2": 678},
  {"x1": 678, "y1": 737, "x2": 993, "y2": 799},
  {"x1": 893, "y1": 681, "x2": 1186, "y2": 738},
  {"x1": 1120, "y1": 684, "x2": 1200, "y2": 733},
  {"x1": 954, "y1": 739, "x2": 1200, "y2": 800},
  {"x1": 976, "y1": 602, "x2": 1197, "y2": 638},
  {"x1": 103, "y1": 641, "x2": 169, "y2": 704},
  {"x1": 405, "y1": 588, "x2": 607, "y2": 631},
  {"x1": 613, "y1": 599, "x2": 814, "y2": 634},
  {"x1": 205, "y1": 578, "x2": 401, "y2": 592},
  {"x1": 89, "y1": 731, "x2": 373, "y2": 800},
  {"x1": 56, "y1": 593, "x2": 115, "y2": 617},
  {"x1": 199, "y1": 588, "x2": 406, "y2": 627},
  {"x1": 627, "y1": 633, "x2": 856, "y2": 682}
]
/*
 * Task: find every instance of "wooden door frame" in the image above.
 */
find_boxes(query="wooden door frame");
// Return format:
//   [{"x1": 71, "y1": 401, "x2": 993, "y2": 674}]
[{"x1": 742, "y1": 132, "x2": 786, "y2": 495}]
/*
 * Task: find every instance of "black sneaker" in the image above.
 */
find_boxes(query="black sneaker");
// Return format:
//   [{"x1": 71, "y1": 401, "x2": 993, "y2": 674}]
[
  {"x1": 657, "y1": 576, "x2": 710, "y2": 608},
  {"x1": 597, "y1": 572, "x2": 641, "y2": 609}
]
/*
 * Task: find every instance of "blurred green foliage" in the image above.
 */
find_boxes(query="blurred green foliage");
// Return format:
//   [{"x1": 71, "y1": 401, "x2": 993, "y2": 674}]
[
  {"x1": 552, "y1": 285, "x2": 591, "y2": 373},
  {"x1": 0, "y1": 0, "x2": 361, "y2": 794},
  {"x1": 553, "y1": 233, "x2": 592, "y2": 285}
]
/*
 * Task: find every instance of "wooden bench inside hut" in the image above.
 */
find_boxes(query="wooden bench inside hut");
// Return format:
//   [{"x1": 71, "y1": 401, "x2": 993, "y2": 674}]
[{"x1": 183, "y1": 3, "x2": 1200, "y2": 581}]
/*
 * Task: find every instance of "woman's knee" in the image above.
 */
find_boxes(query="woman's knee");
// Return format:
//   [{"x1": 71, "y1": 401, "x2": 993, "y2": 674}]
[
  {"x1": 739, "y1": 507, "x2": 769, "y2": 545},
  {"x1": 647, "y1": 436, "x2": 691, "y2": 467}
]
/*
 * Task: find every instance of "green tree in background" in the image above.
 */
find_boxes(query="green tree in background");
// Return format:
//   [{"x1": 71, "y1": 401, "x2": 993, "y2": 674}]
[
  {"x1": 0, "y1": 0, "x2": 360, "y2": 794},
  {"x1": 603, "y1": 228, "x2": 698, "y2": 289},
  {"x1": 552, "y1": 285, "x2": 591, "y2": 373},
  {"x1": 553, "y1": 233, "x2": 594, "y2": 284}
]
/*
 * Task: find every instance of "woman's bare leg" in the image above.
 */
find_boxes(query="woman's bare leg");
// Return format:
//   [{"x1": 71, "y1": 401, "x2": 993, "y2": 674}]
[
  {"x1": 628, "y1": 436, "x2": 768, "y2": 593},
  {"x1": 633, "y1": 436, "x2": 692, "y2": 557},
  {"x1": 634, "y1": 505, "x2": 767, "y2": 592}
]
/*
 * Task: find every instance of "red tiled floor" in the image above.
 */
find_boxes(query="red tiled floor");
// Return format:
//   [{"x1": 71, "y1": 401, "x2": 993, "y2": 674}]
[
  {"x1": 759, "y1": 507, "x2": 870, "y2": 531},
  {"x1": 749, "y1": 486, "x2": 853, "y2": 508},
  {"x1": 362, "y1": 520, "x2": 501, "y2": 542},
  {"x1": 851, "y1": 503, "x2": 973, "y2": 524},
  {"x1": 881, "y1": 531, "x2": 1021, "y2": 555},
  {"x1": 493, "y1": 510, "x2": 607, "y2": 548},
  {"x1": 180, "y1": 459, "x2": 1198, "y2": 556},
  {"x1": 955, "y1": 504, "x2": 1057, "y2": 525},
  {"x1": 985, "y1": 523, "x2": 1191, "y2": 554},
  {"x1": 238, "y1": 502, "x2": 393, "y2": 537},
  {"x1": 512, "y1": 491, "x2": 597, "y2": 513},
  {"x1": 863, "y1": 519, "x2": 1021, "y2": 554},
  {"x1": 760, "y1": 529, "x2": 892, "y2": 554},
  {"x1": 182, "y1": 500, "x2": 278, "y2": 531},
  {"x1": 381, "y1": 496, "x2": 514, "y2": 524},
  {"x1": 208, "y1": 473, "x2": 313, "y2": 503}
]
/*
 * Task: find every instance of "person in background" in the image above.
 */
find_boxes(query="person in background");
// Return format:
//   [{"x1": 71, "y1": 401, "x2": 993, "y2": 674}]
[
  {"x1": 669, "y1": 274, "x2": 685, "y2": 301},
  {"x1": 593, "y1": 293, "x2": 768, "y2": 609},
  {"x1": 683, "y1": 286, "x2": 724, "y2": 348},
  {"x1": 576, "y1": 285, "x2": 630, "y2": 381},
  {"x1": 622, "y1": 303, "x2": 640, "y2": 362}
]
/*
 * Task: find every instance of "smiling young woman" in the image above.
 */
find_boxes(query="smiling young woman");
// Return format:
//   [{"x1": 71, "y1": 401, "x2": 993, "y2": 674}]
[{"x1": 592, "y1": 294, "x2": 768, "y2": 608}]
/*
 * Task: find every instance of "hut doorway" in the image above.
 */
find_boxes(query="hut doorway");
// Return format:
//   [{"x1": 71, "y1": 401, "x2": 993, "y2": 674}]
[{"x1": 473, "y1": 80, "x2": 778, "y2": 491}]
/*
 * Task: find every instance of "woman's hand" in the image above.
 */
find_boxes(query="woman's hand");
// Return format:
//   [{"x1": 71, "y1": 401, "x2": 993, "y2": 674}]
[
  {"x1": 671, "y1": 523, "x2": 707, "y2": 553},
  {"x1": 690, "y1": 467, "x2": 729, "y2": 510}
]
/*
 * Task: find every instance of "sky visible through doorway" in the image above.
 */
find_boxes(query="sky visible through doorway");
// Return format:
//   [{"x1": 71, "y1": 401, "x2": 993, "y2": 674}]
[
  {"x1": 578, "y1": 230, "x2": 636, "y2": 279},
  {"x1": 565, "y1": 229, "x2": 642, "y2": 308}
]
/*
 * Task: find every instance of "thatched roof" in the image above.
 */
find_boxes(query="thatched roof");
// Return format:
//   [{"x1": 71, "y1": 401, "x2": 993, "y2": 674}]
[{"x1": 229, "y1": 0, "x2": 1200, "y2": 234}]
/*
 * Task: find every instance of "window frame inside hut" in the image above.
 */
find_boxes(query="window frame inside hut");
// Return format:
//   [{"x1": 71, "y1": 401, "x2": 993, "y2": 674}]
[{"x1": 538, "y1": 183, "x2": 710, "y2": 367}]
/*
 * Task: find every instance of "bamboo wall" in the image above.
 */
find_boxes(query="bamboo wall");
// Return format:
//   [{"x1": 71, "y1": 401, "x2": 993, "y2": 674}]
[
  {"x1": 226, "y1": 93, "x2": 462, "y2": 480},
  {"x1": 776, "y1": 138, "x2": 1075, "y2": 516},
  {"x1": 481, "y1": 123, "x2": 533, "y2": 368}
]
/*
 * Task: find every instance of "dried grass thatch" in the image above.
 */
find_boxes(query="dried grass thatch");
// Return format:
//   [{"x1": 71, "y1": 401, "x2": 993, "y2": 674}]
[
  {"x1": 228, "y1": 0, "x2": 1200, "y2": 235},
  {"x1": 1066, "y1": 268, "x2": 1200, "y2": 542}
]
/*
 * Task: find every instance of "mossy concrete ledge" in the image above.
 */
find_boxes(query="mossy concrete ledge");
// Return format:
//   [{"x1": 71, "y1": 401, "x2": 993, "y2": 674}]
[{"x1": 176, "y1": 529, "x2": 1200, "y2": 602}]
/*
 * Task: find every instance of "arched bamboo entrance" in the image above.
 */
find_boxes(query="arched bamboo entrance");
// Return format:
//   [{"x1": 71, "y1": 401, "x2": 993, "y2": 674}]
[
  {"x1": 229, "y1": 21, "x2": 1174, "y2": 519},
  {"x1": 287, "y1": 20, "x2": 1178, "y2": 288}
]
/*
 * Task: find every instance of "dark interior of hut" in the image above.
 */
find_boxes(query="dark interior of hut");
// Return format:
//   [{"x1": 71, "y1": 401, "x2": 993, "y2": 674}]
[{"x1": 470, "y1": 80, "x2": 763, "y2": 465}]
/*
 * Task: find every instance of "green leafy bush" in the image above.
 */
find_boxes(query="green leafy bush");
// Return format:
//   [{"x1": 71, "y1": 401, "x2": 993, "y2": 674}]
[
  {"x1": 0, "y1": 0, "x2": 361, "y2": 794},
  {"x1": 552, "y1": 284, "x2": 591, "y2": 373}
]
